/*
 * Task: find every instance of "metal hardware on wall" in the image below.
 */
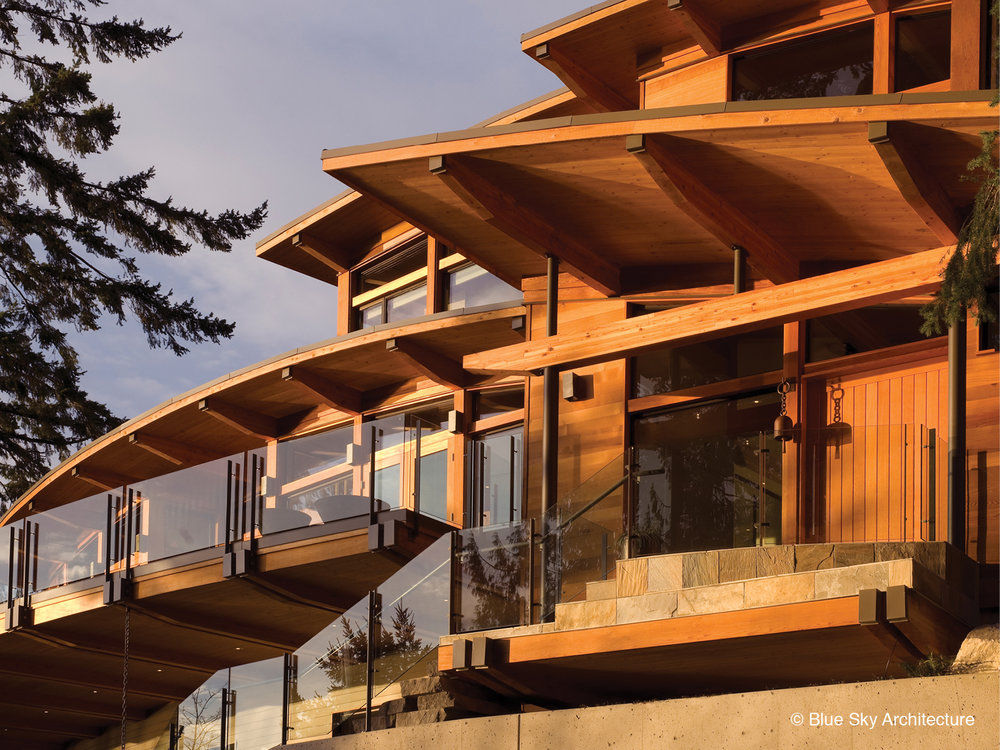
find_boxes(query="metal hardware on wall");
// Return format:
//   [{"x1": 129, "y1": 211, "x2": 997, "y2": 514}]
[{"x1": 733, "y1": 244, "x2": 747, "y2": 294}]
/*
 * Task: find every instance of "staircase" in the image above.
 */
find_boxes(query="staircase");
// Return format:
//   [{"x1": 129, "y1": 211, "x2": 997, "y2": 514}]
[{"x1": 553, "y1": 541, "x2": 980, "y2": 631}]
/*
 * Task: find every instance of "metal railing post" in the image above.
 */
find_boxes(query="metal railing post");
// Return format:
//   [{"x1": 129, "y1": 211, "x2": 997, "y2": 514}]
[
  {"x1": 368, "y1": 425, "x2": 378, "y2": 526},
  {"x1": 364, "y1": 589, "x2": 381, "y2": 731},
  {"x1": 528, "y1": 517, "x2": 536, "y2": 625}
]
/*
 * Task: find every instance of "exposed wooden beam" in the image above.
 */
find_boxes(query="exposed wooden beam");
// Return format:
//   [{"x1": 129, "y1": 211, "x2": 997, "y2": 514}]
[
  {"x1": 533, "y1": 42, "x2": 634, "y2": 111},
  {"x1": 0, "y1": 695, "x2": 137, "y2": 723},
  {"x1": 626, "y1": 133, "x2": 800, "y2": 284},
  {"x1": 667, "y1": 0, "x2": 722, "y2": 56},
  {"x1": 198, "y1": 397, "x2": 279, "y2": 440},
  {"x1": 429, "y1": 154, "x2": 620, "y2": 296},
  {"x1": 463, "y1": 246, "x2": 951, "y2": 373},
  {"x1": 291, "y1": 231, "x2": 352, "y2": 274},
  {"x1": 127, "y1": 432, "x2": 215, "y2": 466},
  {"x1": 69, "y1": 466, "x2": 130, "y2": 492},
  {"x1": 868, "y1": 121, "x2": 961, "y2": 245},
  {"x1": 386, "y1": 337, "x2": 468, "y2": 389},
  {"x1": 865, "y1": 0, "x2": 889, "y2": 13},
  {"x1": 326, "y1": 170, "x2": 524, "y2": 290},
  {"x1": 281, "y1": 366, "x2": 362, "y2": 415}
]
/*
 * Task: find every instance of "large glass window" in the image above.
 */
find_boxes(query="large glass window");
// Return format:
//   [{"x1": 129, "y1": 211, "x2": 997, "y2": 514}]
[
  {"x1": 631, "y1": 327, "x2": 782, "y2": 398},
  {"x1": 473, "y1": 387, "x2": 524, "y2": 422},
  {"x1": 894, "y1": 11, "x2": 951, "y2": 91},
  {"x1": 732, "y1": 22, "x2": 874, "y2": 101},
  {"x1": 631, "y1": 392, "x2": 782, "y2": 557},
  {"x1": 445, "y1": 263, "x2": 521, "y2": 310},
  {"x1": 806, "y1": 305, "x2": 926, "y2": 363}
]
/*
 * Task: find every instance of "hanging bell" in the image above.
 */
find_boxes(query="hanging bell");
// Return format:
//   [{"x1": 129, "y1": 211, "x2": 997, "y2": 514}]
[{"x1": 773, "y1": 413, "x2": 794, "y2": 442}]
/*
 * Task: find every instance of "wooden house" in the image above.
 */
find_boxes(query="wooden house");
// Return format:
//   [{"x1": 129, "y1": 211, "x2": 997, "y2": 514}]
[{"x1": 0, "y1": 1, "x2": 996, "y2": 747}]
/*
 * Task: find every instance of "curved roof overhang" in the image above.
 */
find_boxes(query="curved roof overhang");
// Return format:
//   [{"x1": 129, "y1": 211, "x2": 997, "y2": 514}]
[
  {"x1": 320, "y1": 93, "x2": 995, "y2": 296},
  {"x1": 256, "y1": 89, "x2": 593, "y2": 285},
  {"x1": 518, "y1": 0, "x2": 916, "y2": 111},
  {"x1": 3, "y1": 304, "x2": 526, "y2": 524}
]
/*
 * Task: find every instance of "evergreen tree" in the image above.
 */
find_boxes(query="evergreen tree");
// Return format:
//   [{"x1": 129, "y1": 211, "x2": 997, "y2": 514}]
[
  {"x1": 0, "y1": 1, "x2": 266, "y2": 510},
  {"x1": 920, "y1": 0, "x2": 999, "y2": 335}
]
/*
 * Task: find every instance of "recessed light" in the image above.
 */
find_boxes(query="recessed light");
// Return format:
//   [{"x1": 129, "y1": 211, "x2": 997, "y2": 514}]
[{"x1": 92, "y1": 690, "x2": 98, "y2": 694}]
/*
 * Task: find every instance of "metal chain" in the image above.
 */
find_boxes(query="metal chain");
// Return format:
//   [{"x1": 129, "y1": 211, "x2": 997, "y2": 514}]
[
  {"x1": 121, "y1": 605, "x2": 130, "y2": 750},
  {"x1": 777, "y1": 379, "x2": 791, "y2": 415},
  {"x1": 831, "y1": 384, "x2": 845, "y2": 423}
]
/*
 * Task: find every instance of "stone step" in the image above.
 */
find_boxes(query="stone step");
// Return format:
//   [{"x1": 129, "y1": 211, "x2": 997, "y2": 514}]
[
  {"x1": 558, "y1": 556, "x2": 943, "y2": 630},
  {"x1": 587, "y1": 541, "x2": 978, "y2": 602}
]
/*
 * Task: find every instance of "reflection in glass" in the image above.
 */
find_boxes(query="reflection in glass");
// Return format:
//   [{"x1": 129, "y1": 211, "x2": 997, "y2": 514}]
[
  {"x1": 386, "y1": 283, "x2": 427, "y2": 323},
  {"x1": 895, "y1": 11, "x2": 950, "y2": 91},
  {"x1": 732, "y1": 22, "x2": 873, "y2": 100},
  {"x1": 445, "y1": 264, "x2": 521, "y2": 310},
  {"x1": 806, "y1": 305, "x2": 926, "y2": 363},
  {"x1": 178, "y1": 669, "x2": 227, "y2": 750},
  {"x1": 468, "y1": 427, "x2": 523, "y2": 527},
  {"x1": 31, "y1": 492, "x2": 107, "y2": 591},
  {"x1": 130, "y1": 455, "x2": 235, "y2": 563},
  {"x1": 230, "y1": 658, "x2": 283, "y2": 750},
  {"x1": 453, "y1": 522, "x2": 530, "y2": 633},
  {"x1": 631, "y1": 328, "x2": 781, "y2": 398},
  {"x1": 473, "y1": 388, "x2": 524, "y2": 422},
  {"x1": 631, "y1": 393, "x2": 782, "y2": 557}
]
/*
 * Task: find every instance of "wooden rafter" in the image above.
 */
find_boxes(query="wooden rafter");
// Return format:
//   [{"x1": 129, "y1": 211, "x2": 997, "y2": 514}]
[
  {"x1": 69, "y1": 466, "x2": 130, "y2": 492},
  {"x1": 281, "y1": 366, "x2": 362, "y2": 415},
  {"x1": 533, "y1": 42, "x2": 634, "y2": 111},
  {"x1": 386, "y1": 336, "x2": 467, "y2": 389},
  {"x1": 127, "y1": 432, "x2": 215, "y2": 466},
  {"x1": 428, "y1": 154, "x2": 621, "y2": 296},
  {"x1": 291, "y1": 231, "x2": 352, "y2": 274},
  {"x1": 667, "y1": 0, "x2": 722, "y2": 56},
  {"x1": 865, "y1": 0, "x2": 890, "y2": 13},
  {"x1": 626, "y1": 133, "x2": 800, "y2": 284},
  {"x1": 327, "y1": 170, "x2": 523, "y2": 290},
  {"x1": 197, "y1": 397, "x2": 279, "y2": 440},
  {"x1": 868, "y1": 121, "x2": 960, "y2": 245},
  {"x1": 463, "y1": 246, "x2": 951, "y2": 373}
]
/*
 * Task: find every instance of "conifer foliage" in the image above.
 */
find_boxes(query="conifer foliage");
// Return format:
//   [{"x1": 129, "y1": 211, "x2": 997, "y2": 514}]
[
  {"x1": 919, "y1": 0, "x2": 999, "y2": 336},
  {"x1": 0, "y1": 1, "x2": 266, "y2": 510}
]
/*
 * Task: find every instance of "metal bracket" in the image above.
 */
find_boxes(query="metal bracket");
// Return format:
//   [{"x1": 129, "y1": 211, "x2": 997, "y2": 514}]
[{"x1": 102, "y1": 571, "x2": 134, "y2": 605}]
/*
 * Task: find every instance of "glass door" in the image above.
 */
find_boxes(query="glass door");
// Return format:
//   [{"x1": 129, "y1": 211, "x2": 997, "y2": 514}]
[
  {"x1": 629, "y1": 392, "x2": 782, "y2": 557},
  {"x1": 467, "y1": 427, "x2": 523, "y2": 527}
]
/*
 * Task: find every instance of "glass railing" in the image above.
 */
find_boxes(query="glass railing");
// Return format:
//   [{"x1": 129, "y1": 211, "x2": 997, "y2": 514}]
[
  {"x1": 229, "y1": 657, "x2": 284, "y2": 750},
  {"x1": 802, "y1": 423, "x2": 949, "y2": 542},
  {"x1": 452, "y1": 522, "x2": 532, "y2": 634},
  {"x1": 0, "y1": 410, "x2": 453, "y2": 608},
  {"x1": 288, "y1": 533, "x2": 453, "y2": 741}
]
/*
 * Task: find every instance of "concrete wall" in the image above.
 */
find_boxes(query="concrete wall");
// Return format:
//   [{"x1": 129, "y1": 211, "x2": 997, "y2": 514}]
[{"x1": 287, "y1": 672, "x2": 998, "y2": 750}]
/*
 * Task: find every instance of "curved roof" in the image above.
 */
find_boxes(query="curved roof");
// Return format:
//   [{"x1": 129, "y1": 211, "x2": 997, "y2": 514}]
[
  {"x1": 3, "y1": 303, "x2": 526, "y2": 524},
  {"x1": 318, "y1": 93, "x2": 993, "y2": 295}
]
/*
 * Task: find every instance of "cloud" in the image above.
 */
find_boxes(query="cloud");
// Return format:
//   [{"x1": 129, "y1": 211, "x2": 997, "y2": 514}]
[{"x1": 63, "y1": 0, "x2": 585, "y2": 421}]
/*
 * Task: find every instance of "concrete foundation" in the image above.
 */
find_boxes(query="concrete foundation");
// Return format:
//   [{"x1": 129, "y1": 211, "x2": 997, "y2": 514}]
[{"x1": 285, "y1": 672, "x2": 998, "y2": 750}]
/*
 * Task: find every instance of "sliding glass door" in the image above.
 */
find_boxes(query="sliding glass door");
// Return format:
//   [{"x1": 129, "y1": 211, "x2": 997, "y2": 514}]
[{"x1": 630, "y1": 392, "x2": 782, "y2": 557}]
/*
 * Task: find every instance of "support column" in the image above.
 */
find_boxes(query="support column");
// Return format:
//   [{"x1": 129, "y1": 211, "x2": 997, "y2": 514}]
[
  {"x1": 948, "y1": 316, "x2": 967, "y2": 551},
  {"x1": 540, "y1": 255, "x2": 559, "y2": 621},
  {"x1": 733, "y1": 244, "x2": 747, "y2": 294}
]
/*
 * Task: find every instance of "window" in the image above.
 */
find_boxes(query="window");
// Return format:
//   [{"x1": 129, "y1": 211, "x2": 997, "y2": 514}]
[
  {"x1": 354, "y1": 237, "x2": 429, "y2": 328},
  {"x1": 445, "y1": 263, "x2": 521, "y2": 310},
  {"x1": 894, "y1": 11, "x2": 951, "y2": 92},
  {"x1": 631, "y1": 327, "x2": 783, "y2": 399},
  {"x1": 807, "y1": 305, "x2": 927, "y2": 363},
  {"x1": 732, "y1": 22, "x2": 874, "y2": 101},
  {"x1": 473, "y1": 388, "x2": 524, "y2": 422}
]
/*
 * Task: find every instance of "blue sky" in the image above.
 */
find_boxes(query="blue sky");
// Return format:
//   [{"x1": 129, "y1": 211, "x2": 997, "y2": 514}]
[{"x1": 71, "y1": 0, "x2": 585, "y2": 420}]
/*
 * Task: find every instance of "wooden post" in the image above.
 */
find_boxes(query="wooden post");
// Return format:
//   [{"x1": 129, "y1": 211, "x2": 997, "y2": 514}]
[
  {"x1": 448, "y1": 389, "x2": 472, "y2": 526},
  {"x1": 426, "y1": 236, "x2": 444, "y2": 315},
  {"x1": 950, "y1": 0, "x2": 984, "y2": 90},
  {"x1": 948, "y1": 316, "x2": 967, "y2": 551},
  {"x1": 873, "y1": 11, "x2": 895, "y2": 94},
  {"x1": 337, "y1": 269, "x2": 353, "y2": 336},
  {"x1": 733, "y1": 245, "x2": 747, "y2": 294},
  {"x1": 782, "y1": 322, "x2": 805, "y2": 544}
]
